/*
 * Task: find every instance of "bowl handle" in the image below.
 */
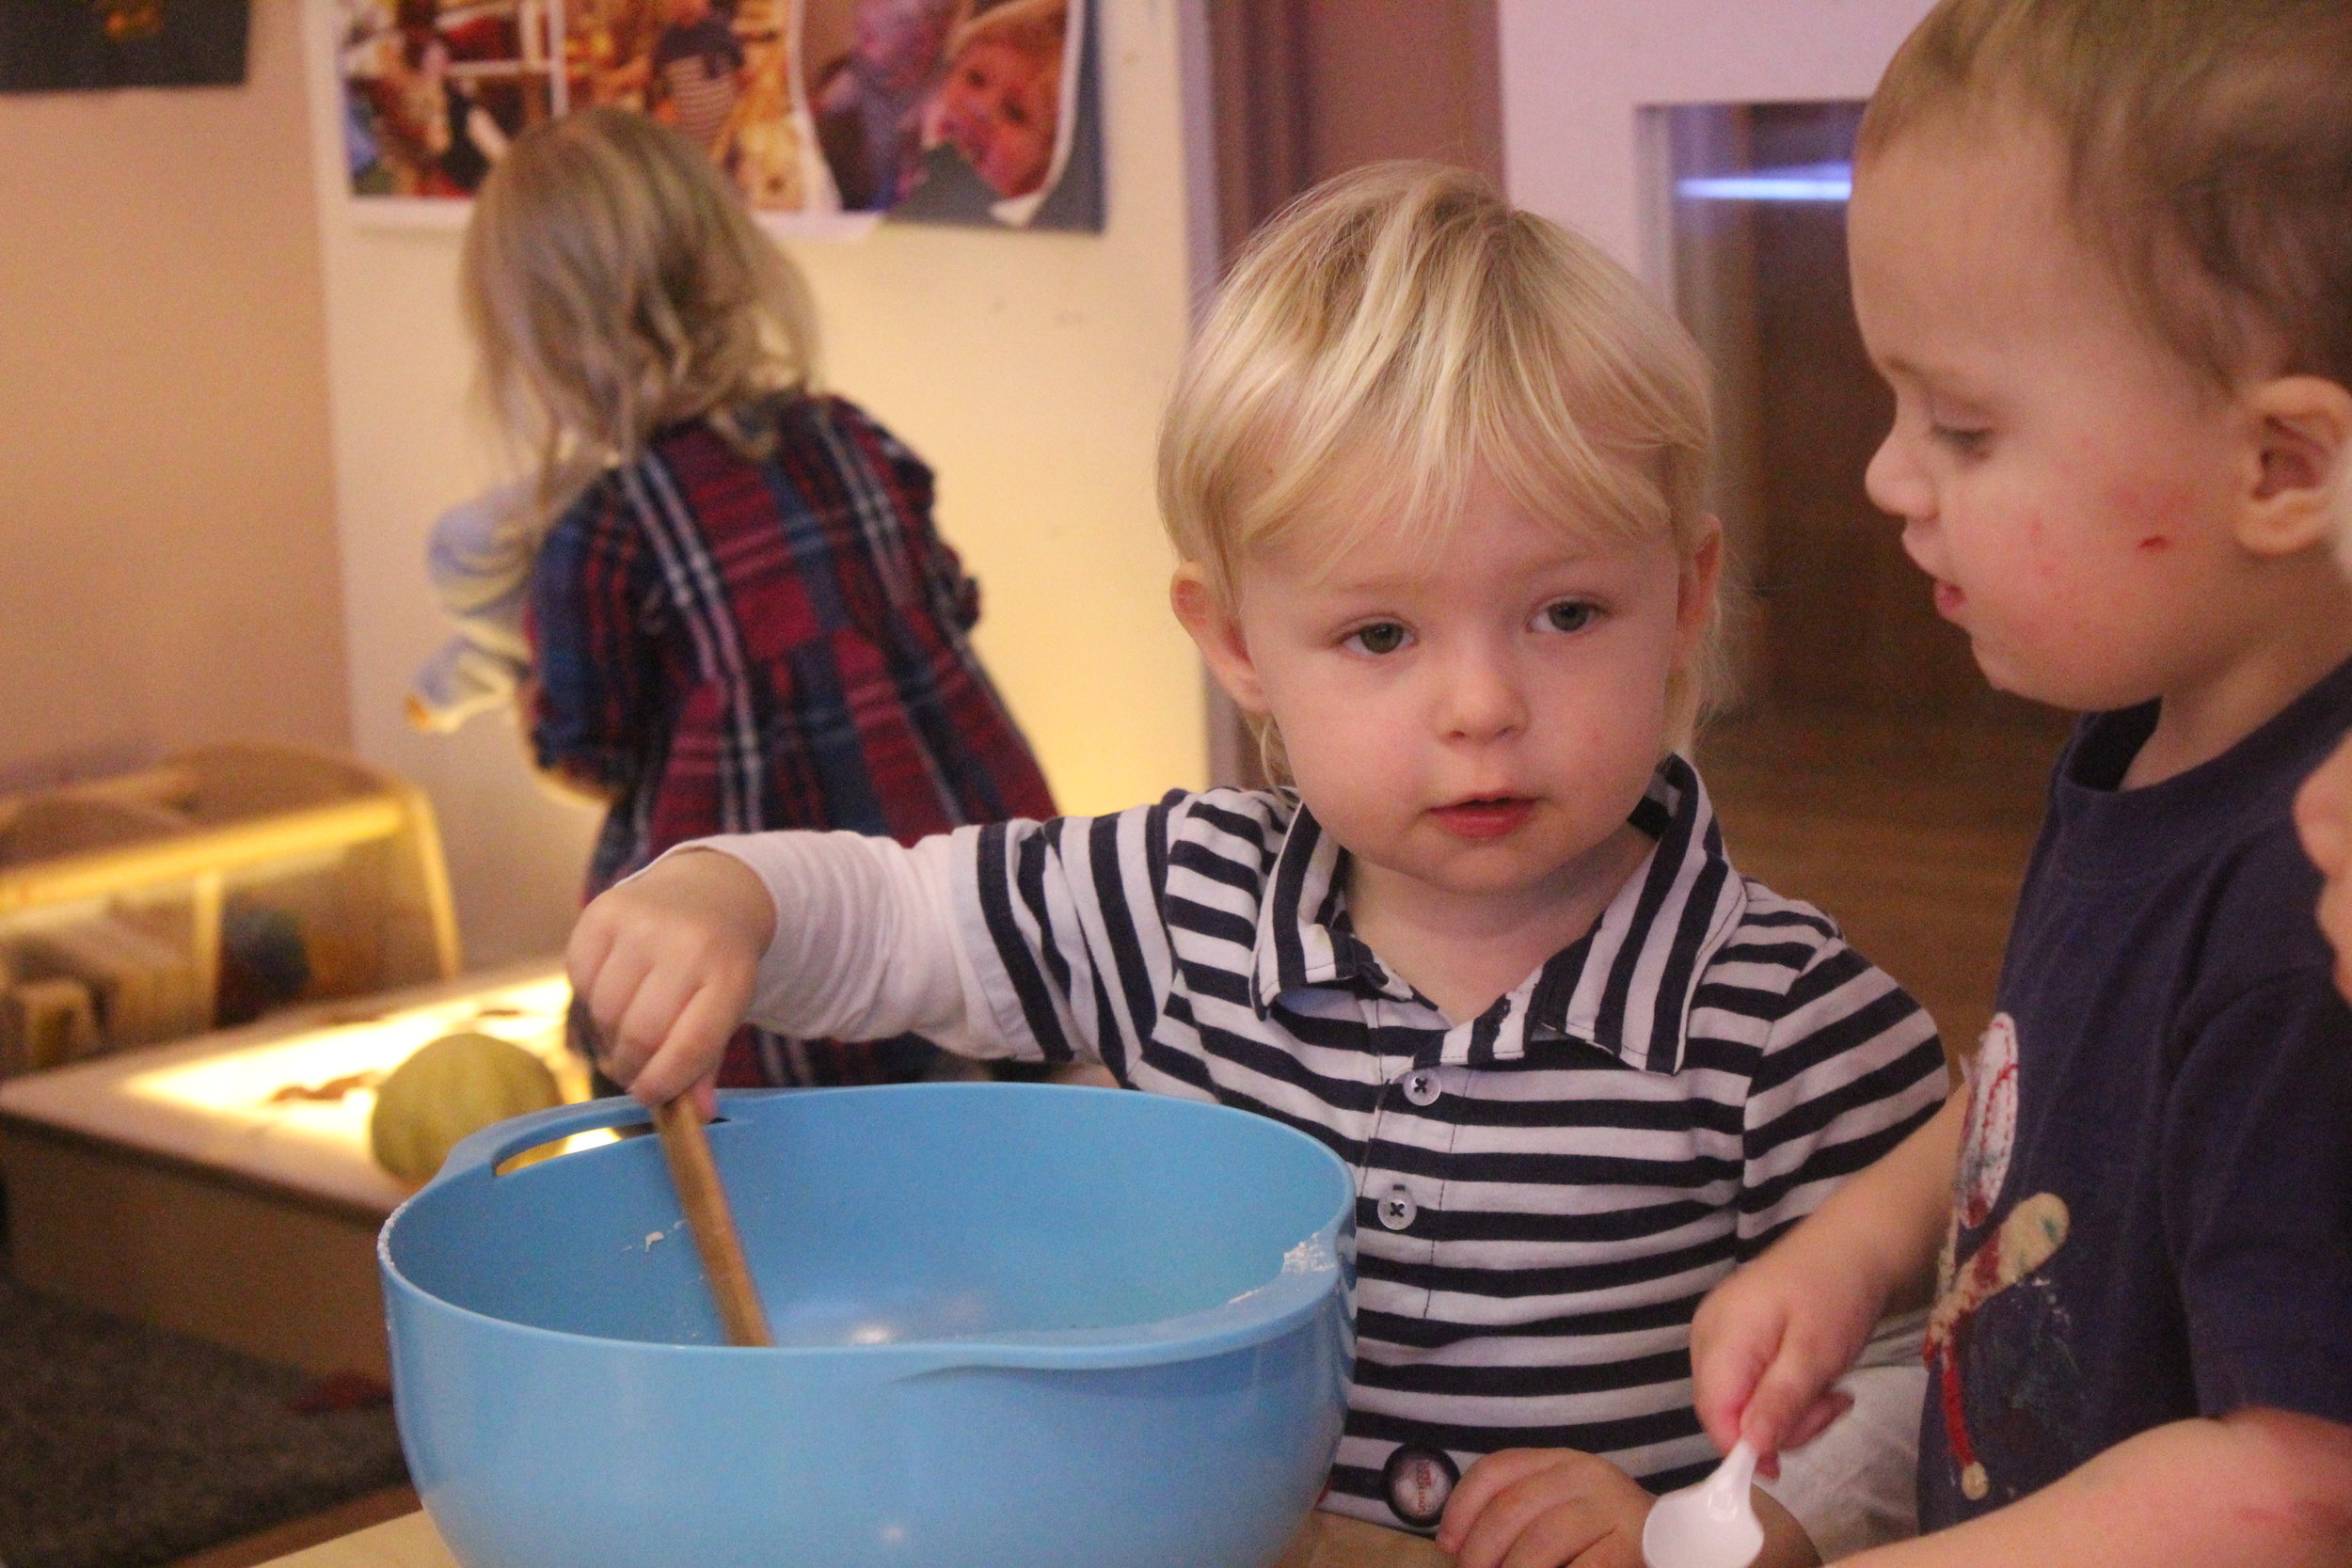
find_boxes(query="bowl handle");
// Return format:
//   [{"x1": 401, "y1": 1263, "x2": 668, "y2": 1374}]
[{"x1": 434, "y1": 1096, "x2": 659, "y2": 1185}]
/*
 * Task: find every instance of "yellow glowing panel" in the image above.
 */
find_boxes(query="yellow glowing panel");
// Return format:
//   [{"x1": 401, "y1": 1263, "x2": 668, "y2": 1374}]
[
  {"x1": 124, "y1": 974, "x2": 573, "y2": 1142},
  {"x1": 0, "y1": 960, "x2": 603, "y2": 1213}
]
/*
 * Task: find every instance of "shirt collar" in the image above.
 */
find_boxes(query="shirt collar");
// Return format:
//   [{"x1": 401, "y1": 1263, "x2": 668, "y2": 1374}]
[
  {"x1": 1248, "y1": 800, "x2": 1392, "y2": 1014},
  {"x1": 1248, "y1": 755, "x2": 1748, "y2": 1074}
]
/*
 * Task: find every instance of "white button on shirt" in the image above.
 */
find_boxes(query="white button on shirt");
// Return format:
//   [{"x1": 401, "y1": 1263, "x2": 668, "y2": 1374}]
[
  {"x1": 1377, "y1": 1184, "x2": 1419, "y2": 1230},
  {"x1": 1401, "y1": 1068, "x2": 1441, "y2": 1106}
]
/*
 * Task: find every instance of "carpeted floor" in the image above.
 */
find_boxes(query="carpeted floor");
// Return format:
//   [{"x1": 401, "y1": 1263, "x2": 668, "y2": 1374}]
[{"x1": 0, "y1": 1272, "x2": 407, "y2": 1568}]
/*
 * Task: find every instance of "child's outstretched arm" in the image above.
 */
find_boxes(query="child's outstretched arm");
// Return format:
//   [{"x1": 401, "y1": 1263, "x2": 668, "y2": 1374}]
[
  {"x1": 1835, "y1": 1407, "x2": 2352, "y2": 1568},
  {"x1": 569, "y1": 831, "x2": 991, "y2": 1106},
  {"x1": 1692, "y1": 1092, "x2": 1963, "y2": 1462}
]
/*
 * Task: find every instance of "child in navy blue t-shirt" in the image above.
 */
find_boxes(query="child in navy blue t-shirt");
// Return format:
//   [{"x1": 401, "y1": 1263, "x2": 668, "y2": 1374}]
[{"x1": 1665, "y1": 4, "x2": 2352, "y2": 1568}]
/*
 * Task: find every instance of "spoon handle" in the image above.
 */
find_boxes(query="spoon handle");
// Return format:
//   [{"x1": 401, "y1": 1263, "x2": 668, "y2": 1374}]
[
  {"x1": 1708, "y1": 1440, "x2": 1759, "y2": 1508},
  {"x1": 654, "y1": 1096, "x2": 774, "y2": 1347}
]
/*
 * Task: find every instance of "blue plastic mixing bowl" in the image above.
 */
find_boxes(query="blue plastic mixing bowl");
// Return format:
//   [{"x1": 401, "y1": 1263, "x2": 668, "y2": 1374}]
[{"x1": 380, "y1": 1083, "x2": 1356, "y2": 1568}]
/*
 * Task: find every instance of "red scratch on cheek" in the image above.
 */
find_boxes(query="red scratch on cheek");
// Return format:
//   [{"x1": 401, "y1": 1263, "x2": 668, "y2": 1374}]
[{"x1": 2138, "y1": 535, "x2": 2171, "y2": 552}]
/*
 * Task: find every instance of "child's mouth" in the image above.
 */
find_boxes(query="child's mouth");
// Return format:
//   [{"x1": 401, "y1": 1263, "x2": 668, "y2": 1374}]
[{"x1": 1430, "y1": 798, "x2": 1534, "y2": 838}]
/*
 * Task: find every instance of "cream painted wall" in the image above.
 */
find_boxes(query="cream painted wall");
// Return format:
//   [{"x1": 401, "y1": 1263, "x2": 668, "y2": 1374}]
[
  {"x1": 1496, "y1": 0, "x2": 1937, "y2": 272},
  {"x1": 301, "y1": 1, "x2": 1212, "y2": 966},
  {"x1": 0, "y1": 0, "x2": 345, "y2": 793}
]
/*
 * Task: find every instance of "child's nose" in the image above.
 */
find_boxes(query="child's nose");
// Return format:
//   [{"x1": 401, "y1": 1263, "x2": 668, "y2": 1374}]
[
  {"x1": 1436, "y1": 642, "x2": 1530, "y2": 741},
  {"x1": 1865, "y1": 430, "x2": 1931, "y2": 524}
]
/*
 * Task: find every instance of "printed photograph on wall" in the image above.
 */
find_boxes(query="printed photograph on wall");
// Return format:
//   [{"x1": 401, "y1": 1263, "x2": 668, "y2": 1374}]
[
  {"x1": 335, "y1": 0, "x2": 1100, "y2": 230},
  {"x1": 803, "y1": 0, "x2": 1100, "y2": 229},
  {"x1": 0, "y1": 0, "x2": 249, "y2": 93}
]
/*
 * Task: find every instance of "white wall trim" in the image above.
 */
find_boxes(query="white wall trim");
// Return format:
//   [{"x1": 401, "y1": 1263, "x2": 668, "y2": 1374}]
[{"x1": 1496, "y1": 0, "x2": 1937, "y2": 277}]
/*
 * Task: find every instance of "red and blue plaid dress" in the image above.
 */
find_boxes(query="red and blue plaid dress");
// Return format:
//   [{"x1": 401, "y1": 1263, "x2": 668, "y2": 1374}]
[{"x1": 529, "y1": 394, "x2": 1057, "y2": 1085}]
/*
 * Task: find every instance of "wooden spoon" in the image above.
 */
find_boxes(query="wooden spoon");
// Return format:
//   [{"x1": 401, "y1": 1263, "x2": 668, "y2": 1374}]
[{"x1": 652, "y1": 1096, "x2": 773, "y2": 1347}]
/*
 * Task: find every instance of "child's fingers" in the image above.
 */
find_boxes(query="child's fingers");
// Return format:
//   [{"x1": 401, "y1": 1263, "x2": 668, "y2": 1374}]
[
  {"x1": 2317, "y1": 873, "x2": 2352, "y2": 1001},
  {"x1": 581, "y1": 941, "x2": 661, "y2": 1082},
  {"x1": 1777, "y1": 1387, "x2": 1855, "y2": 1453},
  {"x1": 1438, "y1": 1449, "x2": 1558, "y2": 1557},
  {"x1": 1444, "y1": 1451, "x2": 1639, "y2": 1568},
  {"x1": 1689, "y1": 1305, "x2": 1782, "y2": 1454},
  {"x1": 609, "y1": 960, "x2": 706, "y2": 1089},
  {"x1": 1735, "y1": 1325, "x2": 1851, "y2": 1457},
  {"x1": 564, "y1": 899, "x2": 626, "y2": 1017},
  {"x1": 1514, "y1": 1514, "x2": 1634, "y2": 1568},
  {"x1": 1481, "y1": 1510, "x2": 1602, "y2": 1568},
  {"x1": 2295, "y1": 743, "x2": 2352, "y2": 873},
  {"x1": 631, "y1": 978, "x2": 752, "y2": 1107},
  {"x1": 1480, "y1": 1509, "x2": 1612, "y2": 1568},
  {"x1": 1463, "y1": 1492, "x2": 1606, "y2": 1568},
  {"x1": 565, "y1": 912, "x2": 612, "y2": 998},
  {"x1": 583, "y1": 929, "x2": 671, "y2": 1072}
]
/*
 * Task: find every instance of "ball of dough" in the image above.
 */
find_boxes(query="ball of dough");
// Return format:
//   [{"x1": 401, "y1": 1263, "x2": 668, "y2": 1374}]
[{"x1": 370, "y1": 1031, "x2": 562, "y2": 1184}]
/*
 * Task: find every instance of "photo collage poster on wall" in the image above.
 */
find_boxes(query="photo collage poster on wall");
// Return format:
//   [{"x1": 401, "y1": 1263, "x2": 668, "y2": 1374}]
[{"x1": 335, "y1": 0, "x2": 1101, "y2": 230}]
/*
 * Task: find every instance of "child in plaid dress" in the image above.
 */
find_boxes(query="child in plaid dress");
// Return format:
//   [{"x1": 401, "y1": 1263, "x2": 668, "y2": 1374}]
[{"x1": 459, "y1": 106, "x2": 1056, "y2": 1086}]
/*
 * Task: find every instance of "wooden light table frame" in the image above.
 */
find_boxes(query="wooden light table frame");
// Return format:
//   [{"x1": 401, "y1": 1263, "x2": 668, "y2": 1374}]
[
  {"x1": 0, "y1": 742, "x2": 462, "y2": 1074},
  {"x1": 0, "y1": 960, "x2": 572, "y2": 1376}
]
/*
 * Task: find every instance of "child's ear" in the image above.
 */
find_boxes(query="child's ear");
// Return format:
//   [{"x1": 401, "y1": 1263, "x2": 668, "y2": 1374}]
[
  {"x1": 1675, "y1": 516, "x2": 1725, "y2": 664},
  {"x1": 1170, "y1": 563, "x2": 1271, "y2": 717},
  {"x1": 2238, "y1": 375, "x2": 2352, "y2": 558}
]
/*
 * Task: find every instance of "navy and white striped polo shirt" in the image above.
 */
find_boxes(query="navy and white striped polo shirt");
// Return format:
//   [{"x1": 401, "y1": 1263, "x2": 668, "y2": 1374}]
[{"x1": 947, "y1": 754, "x2": 1947, "y2": 1530}]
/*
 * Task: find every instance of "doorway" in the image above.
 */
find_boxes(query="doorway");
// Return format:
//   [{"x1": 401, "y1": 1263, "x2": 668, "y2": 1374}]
[{"x1": 1661, "y1": 101, "x2": 2065, "y2": 1053}]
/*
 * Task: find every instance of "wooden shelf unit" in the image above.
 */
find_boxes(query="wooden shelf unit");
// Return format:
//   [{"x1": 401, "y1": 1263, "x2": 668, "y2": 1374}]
[{"x1": 0, "y1": 743, "x2": 462, "y2": 1078}]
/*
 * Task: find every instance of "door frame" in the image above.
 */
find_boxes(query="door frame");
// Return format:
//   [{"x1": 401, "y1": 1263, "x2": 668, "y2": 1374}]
[{"x1": 1497, "y1": 0, "x2": 1936, "y2": 285}]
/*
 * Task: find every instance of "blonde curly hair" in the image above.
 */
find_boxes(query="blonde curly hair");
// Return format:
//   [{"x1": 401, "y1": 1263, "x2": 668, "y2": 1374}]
[{"x1": 460, "y1": 106, "x2": 819, "y2": 504}]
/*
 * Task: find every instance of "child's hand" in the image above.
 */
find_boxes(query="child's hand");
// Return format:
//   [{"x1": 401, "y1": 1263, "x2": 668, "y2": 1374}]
[
  {"x1": 566, "y1": 848, "x2": 776, "y2": 1109},
  {"x1": 1437, "y1": 1449, "x2": 1653, "y2": 1568},
  {"x1": 2295, "y1": 731, "x2": 2352, "y2": 1002},
  {"x1": 1694, "y1": 1091, "x2": 1961, "y2": 1466},
  {"x1": 1688, "y1": 1236, "x2": 1877, "y2": 1467}
]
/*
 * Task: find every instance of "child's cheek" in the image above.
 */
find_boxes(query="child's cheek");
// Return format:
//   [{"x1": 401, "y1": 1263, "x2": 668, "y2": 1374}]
[{"x1": 2103, "y1": 475, "x2": 2211, "y2": 556}]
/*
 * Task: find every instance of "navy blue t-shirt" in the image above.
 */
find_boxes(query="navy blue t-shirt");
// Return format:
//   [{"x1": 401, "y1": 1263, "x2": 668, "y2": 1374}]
[{"x1": 1917, "y1": 658, "x2": 2352, "y2": 1527}]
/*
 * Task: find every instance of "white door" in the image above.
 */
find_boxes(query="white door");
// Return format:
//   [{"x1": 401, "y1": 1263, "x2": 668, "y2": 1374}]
[{"x1": 1498, "y1": 0, "x2": 1937, "y2": 279}]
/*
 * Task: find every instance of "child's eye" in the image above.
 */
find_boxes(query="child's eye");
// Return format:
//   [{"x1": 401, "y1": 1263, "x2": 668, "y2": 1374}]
[
  {"x1": 1344, "y1": 622, "x2": 1410, "y2": 656},
  {"x1": 1931, "y1": 423, "x2": 1992, "y2": 457},
  {"x1": 1535, "y1": 601, "x2": 1597, "y2": 634}
]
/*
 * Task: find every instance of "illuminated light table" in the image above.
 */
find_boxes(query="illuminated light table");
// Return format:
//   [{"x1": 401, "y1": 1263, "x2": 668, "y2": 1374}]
[
  {"x1": 259, "y1": 1506, "x2": 1455, "y2": 1568},
  {"x1": 0, "y1": 960, "x2": 577, "y2": 1376}
]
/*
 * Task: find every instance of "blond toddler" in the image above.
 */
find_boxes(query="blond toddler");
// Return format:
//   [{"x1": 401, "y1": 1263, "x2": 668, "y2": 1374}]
[{"x1": 570, "y1": 164, "x2": 1949, "y2": 1563}]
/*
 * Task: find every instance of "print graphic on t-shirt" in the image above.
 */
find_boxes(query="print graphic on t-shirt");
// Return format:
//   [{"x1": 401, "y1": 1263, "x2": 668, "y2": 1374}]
[
  {"x1": 1927, "y1": 1013, "x2": 2070, "y2": 1501},
  {"x1": 1957, "y1": 1013, "x2": 2019, "y2": 1227}
]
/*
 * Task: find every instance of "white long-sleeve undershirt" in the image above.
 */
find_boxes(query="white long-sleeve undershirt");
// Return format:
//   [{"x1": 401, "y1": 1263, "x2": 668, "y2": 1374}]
[{"x1": 663, "y1": 830, "x2": 1022, "y2": 1058}]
